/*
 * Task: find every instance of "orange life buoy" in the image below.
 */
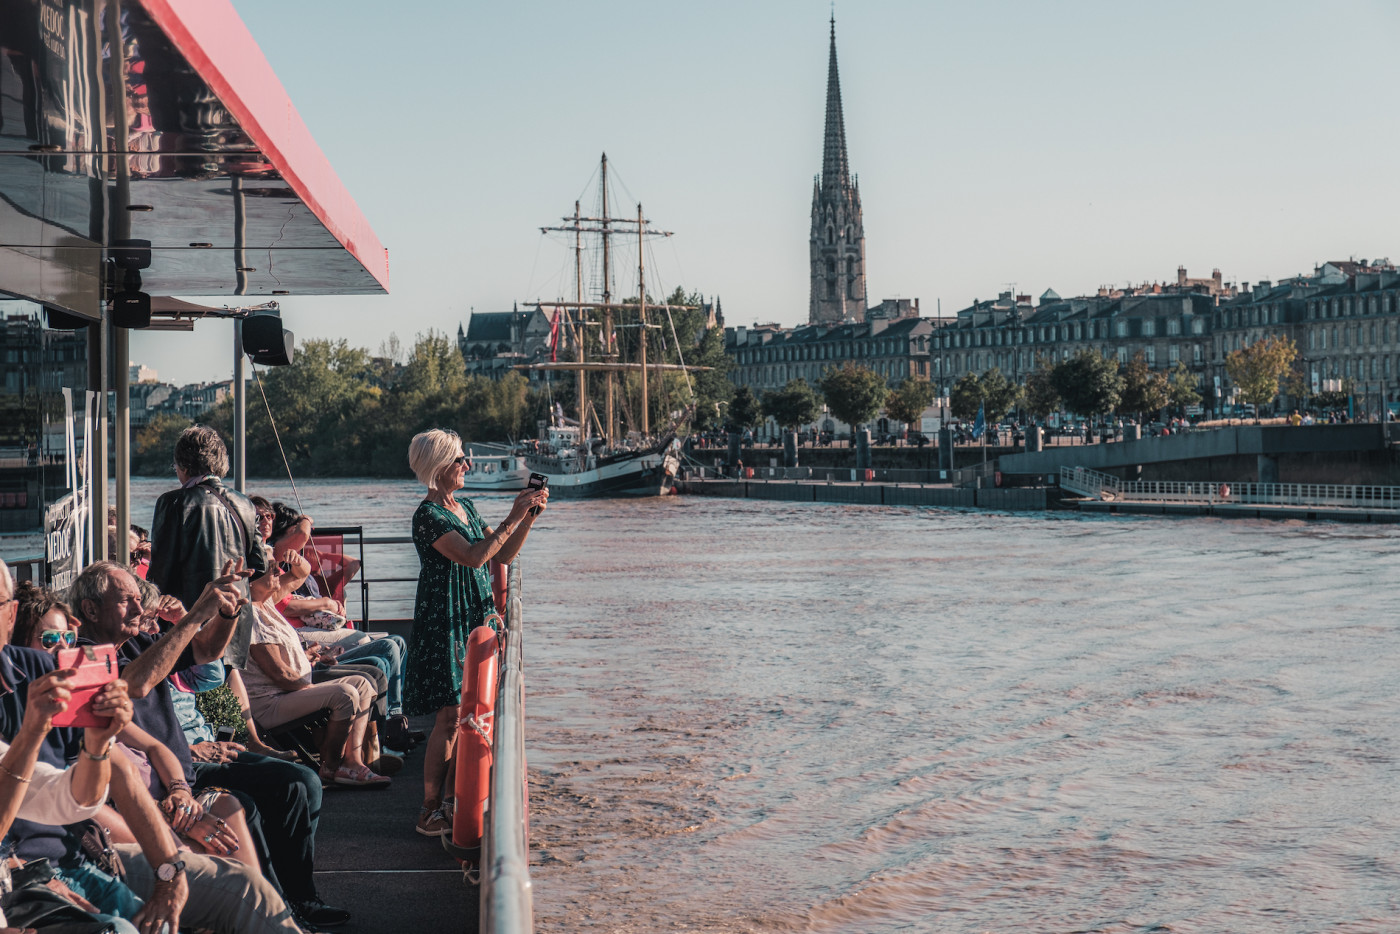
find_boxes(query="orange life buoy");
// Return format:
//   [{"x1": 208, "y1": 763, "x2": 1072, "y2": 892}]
[
  {"x1": 1219, "y1": 483, "x2": 1231, "y2": 498},
  {"x1": 451, "y1": 624, "x2": 500, "y2": 860},
  {"x1": 488, "y1": 559, "x2": 508, "y2": 615}
]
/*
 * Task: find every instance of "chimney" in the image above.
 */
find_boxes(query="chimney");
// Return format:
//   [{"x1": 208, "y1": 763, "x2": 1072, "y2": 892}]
[{"x1": 1178, "y1": 266, "x2": 1187, "y2": 286}]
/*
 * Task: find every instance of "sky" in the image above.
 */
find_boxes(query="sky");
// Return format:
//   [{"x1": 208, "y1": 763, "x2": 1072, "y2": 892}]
[{"x1": 130, "y1": 0, "x2": 1400, "y2": 386}]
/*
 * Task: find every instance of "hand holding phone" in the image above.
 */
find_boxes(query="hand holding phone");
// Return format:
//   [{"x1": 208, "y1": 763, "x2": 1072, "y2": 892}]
[
  {"x1": 526, "y1": 473, "x2": 548, "y2": 516},
  {"x1": 51, "y1": 645, "x2": 119, "y2": 728}
]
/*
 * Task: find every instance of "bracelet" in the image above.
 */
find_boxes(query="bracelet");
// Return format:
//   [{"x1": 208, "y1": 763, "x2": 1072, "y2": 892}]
[
  {"x1": 217, "y1": 607, "x2": 239, "y2": 620},
  {"x1": 82, "y1": 740, "x2": 113, "y2": 762},
  {"x1": 0, "y1": 760, "x2": 31, "y2": 784}
]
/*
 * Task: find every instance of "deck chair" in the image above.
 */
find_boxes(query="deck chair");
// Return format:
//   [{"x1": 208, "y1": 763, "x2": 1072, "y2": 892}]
[
  {"x1": 258, "y1": 709, "x2": 332, "y2": 770},
  {"x1": 304, "y1": 526, "x2": 367, "y2": 629}
]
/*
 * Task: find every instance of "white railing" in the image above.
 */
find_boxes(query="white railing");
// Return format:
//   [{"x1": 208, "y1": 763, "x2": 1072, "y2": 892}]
[{"x1": 1059, "y1": 467, "x2": 1400, "y2": 511}]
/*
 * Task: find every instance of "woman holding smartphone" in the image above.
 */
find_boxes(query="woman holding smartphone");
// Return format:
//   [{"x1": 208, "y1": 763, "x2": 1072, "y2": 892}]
[{"x1": 403, "y1": 429, "x2": 547, "y2": 837}]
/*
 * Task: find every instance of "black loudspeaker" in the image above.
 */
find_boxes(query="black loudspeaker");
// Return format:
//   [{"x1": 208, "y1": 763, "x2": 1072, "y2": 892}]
[
  {"x1": 242, "y1": 313, "x2": 295, "y2": 366},
  {"x1": 111, "y1": 291, "x2": 151, "y2": 328},
  {"x1": 111, "y1": 238, "x2": 151, "y2": 270},
  {"x1": 45, "y1": 307, "x2": 93, "y2": 329}
]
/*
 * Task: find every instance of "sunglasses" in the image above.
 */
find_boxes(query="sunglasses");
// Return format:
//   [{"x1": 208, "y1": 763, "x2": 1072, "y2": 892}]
[
  {"x1": 452, "y1": 455, "x2": 470, "y2": 466},
  {"x1": 40, "y1": 629, "x2": 77, "y2": 649}
]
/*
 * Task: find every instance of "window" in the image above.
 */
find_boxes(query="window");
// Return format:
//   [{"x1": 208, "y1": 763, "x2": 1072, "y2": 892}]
[
  {"x1": 1145, "y1": 347, "x2": 1155, "y2": 366},
  {"x1": 1192, "y1": 318, "x2": 1205, "y2": 335},
  {"x1": 1117, "y1": 346, "x2": 1128, "y2": 363},
  {"x1": 1169, "y1": 345, "x2": 1180, "y2": 364},
  {"x1": 1193, "y1": 344, "x2": 1203, "y2": 364},
  {"x1": 1142, "y1": 320, "x2": 1155, "y2": 337},
  {"x1": 1167, "y1": 318, "x2": 1181, "y2": 336},
  {"x1": 1115, "y1": 321, "x2": 1128, "y2": 337}
]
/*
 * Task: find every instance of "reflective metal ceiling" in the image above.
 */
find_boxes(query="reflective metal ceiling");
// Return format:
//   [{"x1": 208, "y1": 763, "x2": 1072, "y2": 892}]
[{"x1": 0, "y1": 0, "x2": 388, "y2": 320}]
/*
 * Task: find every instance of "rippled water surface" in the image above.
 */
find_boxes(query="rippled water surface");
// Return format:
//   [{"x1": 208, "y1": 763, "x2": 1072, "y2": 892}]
[{"x1": 19, "y1": 479, "x2": 1400, "y2": 932}]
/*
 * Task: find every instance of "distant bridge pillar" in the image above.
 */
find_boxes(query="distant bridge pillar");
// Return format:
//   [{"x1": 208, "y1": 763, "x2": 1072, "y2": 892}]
[
  {"x1": 937, "y1": 428, "x2": 954, "y2": 471},
  {"x1": 1257, "y1": 454, "x2": 1279, "y2": 485},
  {"x1": 1026, "y1": 426, "x2": 1042, "y2": 453},
  {"x1": 727, "y1": 431, "x2": 741, "y2": 473},
  {"x1": 783, "y1": 430, "x2": 798, "y2": 468}
]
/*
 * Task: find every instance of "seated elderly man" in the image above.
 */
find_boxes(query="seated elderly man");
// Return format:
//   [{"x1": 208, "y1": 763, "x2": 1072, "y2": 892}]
[
  {"x1": 0, "y1": 558, "x2": 299, "y2": 934},
  {"x1": 244, "y1": 561, "x2": 390, "y2": 788},
  {"x1": 66, "y1": 559, "x2": 350, "y2": 931}
]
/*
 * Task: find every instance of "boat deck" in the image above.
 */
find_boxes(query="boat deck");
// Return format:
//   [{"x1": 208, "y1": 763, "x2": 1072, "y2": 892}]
[{"x1": 313, "y1": 713, "x2": 481, "y2": 933}]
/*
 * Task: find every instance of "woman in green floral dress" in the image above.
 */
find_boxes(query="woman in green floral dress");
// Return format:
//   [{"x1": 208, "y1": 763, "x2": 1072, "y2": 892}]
[{"x1": 404, "y1": 429, "x2": 548, "y2": 837}]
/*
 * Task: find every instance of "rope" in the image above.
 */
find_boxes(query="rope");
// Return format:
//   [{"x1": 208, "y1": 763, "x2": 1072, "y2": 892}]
[{"x1": 460, "y1": 711, "x2": 494, "y2": 766}]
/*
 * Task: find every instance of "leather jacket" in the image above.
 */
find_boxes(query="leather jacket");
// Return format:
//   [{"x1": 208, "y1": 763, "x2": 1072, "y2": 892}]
[{"x1": 147, "y1": 478, "x2": 270, "y2": 611}]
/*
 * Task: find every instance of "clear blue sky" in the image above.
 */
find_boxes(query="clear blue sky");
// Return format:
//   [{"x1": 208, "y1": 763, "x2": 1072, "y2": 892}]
[{"x1": 132, "y1": 0, "x2": 1400, "y2": 385}]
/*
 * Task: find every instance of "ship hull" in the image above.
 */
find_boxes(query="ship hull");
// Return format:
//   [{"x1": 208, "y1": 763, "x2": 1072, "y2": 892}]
[{"x1": 524, "y1": 451, "x2": 677, "y2": 498}]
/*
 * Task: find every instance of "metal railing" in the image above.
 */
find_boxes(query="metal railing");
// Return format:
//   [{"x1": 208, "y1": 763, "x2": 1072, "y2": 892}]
[
  {"x1": 949, "y1": 460, "x2": 997, "y2": 488},
  {"x1": 1059, "y1": 466, "x2": 1400, "y2": 510},
  {"x1": 682, "y1": 465, "x2": 954, "y2": 484},
  {"x1": 481, "y1": 559, "x2": 532, "y2": 932}
]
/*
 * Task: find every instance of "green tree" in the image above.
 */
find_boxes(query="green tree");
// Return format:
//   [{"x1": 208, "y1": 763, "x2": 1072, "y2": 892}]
[
  {"x1": 1118, "y1": 352, "x2": 1170, "y2": 421},
  {"x1": 1023, "y1": 355, "x2": 1061, "y2": 422},
  {"x1": 884, "y1": 377, "x2": 936, "y2": 429},
  {"x1": 1168, "y1": 361, "x2": 1202, "y2": 415},
  {"x1": 131, "y1": 412, "x2": 193, "y2": 476},
  {"x1": 978, "y1": 368, "x2": 1022, "y2": 425},
  {"x1": 1051, "y1": 349, "x2": 1123, "y2": 419},
  {"x1": 725, "y1": 386, "x2": 763, "y2": 431},
  {"x1": 819, "y1": 364, "x2": 888, "y2": 429},
  {"x1": 1225, "y1": 335, "x2": 1297, "y2": 418},
  {"x1": 950, "y1": 372, "x2": 982, "y2": 422},
  {"x1": 762, "y1": 379, "x2": 823, "y2": 431}
]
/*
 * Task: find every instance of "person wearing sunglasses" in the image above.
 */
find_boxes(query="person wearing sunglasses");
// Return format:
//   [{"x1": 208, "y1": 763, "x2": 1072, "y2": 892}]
[{"x1": 11, "y1": 581, "x2": 81, "y2": 655}]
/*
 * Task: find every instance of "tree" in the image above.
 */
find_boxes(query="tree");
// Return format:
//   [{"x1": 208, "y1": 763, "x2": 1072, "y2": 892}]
[
  {"x1": 1118, "y1": 352, "x2": 1170, "y2": 421},
  {"x1": 762, "y1": 379, "x2": 823, "y2": 432},
  {"x1": 949, "y1": 372, "x2": 983, "y2": 422},
  {"x1": 1051, "y1": 349, "x2": 1123, "y2": 419},
  {"x1": 949, "y1": 369, "x2": 1020, "y2": 424},
  {"x1": 819, "y1": 364, "x2": 888, "y2": 430},
  {"x1": 884, "y1": 378, "x2": 936, "y2": 429},
  {"x1": 132, "y1": 412, "x2": 193, "y2": 476},
  {"x1": 1225, "y1": 335, "x2": 1297, "y2": 418},
  {"x1": 1168, "y1": 361, "x2": 1202, "y2": 415},
  {"x1": 1023, "y1": 356, "x2": 1061, "y2": 422},
  {"x1": 978, "y1": 368, "x2": 1022, "y2": 425},
  {"x1": 726, "y1": 386, "x2": 763, "y2": 431}
]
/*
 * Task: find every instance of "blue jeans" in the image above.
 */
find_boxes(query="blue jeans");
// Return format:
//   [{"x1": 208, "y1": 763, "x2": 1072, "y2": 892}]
[
  {"x1": 55, "y1": 858, "x2": 143, "y2": 932},
  {"x1": 336, "y1": 634, "x2": 405, "y2": 715}
]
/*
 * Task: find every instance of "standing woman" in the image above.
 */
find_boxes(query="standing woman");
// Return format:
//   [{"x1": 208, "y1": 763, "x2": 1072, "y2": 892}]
[{"x1": 405, "y1": 429, "x2": 548, "y2": 837}]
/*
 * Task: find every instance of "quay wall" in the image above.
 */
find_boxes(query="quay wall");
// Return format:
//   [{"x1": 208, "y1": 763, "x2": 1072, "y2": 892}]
[{"x1": 678, "y1": 479, "x2": 1047, "y2": 512}]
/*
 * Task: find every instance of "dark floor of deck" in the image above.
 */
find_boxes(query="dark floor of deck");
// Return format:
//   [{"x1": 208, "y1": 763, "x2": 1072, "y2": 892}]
[{"x1": 311, "y1": 715, "x2": 480, "y2": 933}]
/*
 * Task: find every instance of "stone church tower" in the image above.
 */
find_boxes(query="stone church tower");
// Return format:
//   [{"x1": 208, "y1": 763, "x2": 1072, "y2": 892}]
[{"x1": 809, "y1": 18, "x2": 866, "y2": 326}]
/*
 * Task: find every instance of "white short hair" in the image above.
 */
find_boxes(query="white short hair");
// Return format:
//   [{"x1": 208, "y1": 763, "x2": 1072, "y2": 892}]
[
  {"x1": 409, "y1": 429, "x2": 462, "y2": 492},
  {"x1": 0, "y1": 558, "x2": 11, "y2": 602}
]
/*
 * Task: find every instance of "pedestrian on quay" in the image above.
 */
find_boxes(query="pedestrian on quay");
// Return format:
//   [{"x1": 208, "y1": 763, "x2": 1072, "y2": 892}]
[{"x1": 404, "y1": 429, "x2": 549, "y2": 838}]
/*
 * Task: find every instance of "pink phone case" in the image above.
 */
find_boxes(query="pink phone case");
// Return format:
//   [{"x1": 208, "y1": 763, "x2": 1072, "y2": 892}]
[{"x1": 51, "y1": 645, "x2": 118, "y2": 728}]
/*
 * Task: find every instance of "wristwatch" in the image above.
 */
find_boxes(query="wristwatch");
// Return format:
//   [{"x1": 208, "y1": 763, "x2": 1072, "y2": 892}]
[{"x1": 156, "y1": 858, "x2": 186, "y2": 882}]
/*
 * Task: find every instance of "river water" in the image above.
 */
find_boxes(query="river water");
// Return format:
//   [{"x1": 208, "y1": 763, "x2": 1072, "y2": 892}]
[{"x1": 12, "y1": 478, "x2": 1400, "y2": 932}]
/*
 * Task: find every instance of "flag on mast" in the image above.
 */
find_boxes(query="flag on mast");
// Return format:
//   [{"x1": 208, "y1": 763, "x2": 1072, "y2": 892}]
[
  {"x1": 972, "y1": 402, "x2": 986, "y2": 440},
  {"x1": 548, "y1": 310, "x2": 561, "y2": 362}
]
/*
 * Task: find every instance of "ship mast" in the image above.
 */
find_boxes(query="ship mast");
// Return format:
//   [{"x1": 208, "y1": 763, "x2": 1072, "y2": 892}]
[
  {"x1": 573, "y1": 200, "x2": 588, "y2": 443},
  {"x1": 600, "y1": 154, "x2": 615, "y2": 444},
  {"x1": 637, "y1": 201, "x2": 648, "y2": 437}
]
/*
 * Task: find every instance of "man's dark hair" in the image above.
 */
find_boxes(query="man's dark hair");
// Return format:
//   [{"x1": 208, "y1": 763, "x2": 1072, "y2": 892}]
[{"x1": 173, "y1": 425, "x2": 229, "y2": 478}]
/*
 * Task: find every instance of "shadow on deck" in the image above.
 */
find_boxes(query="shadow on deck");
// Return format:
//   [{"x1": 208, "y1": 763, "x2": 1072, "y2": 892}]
[{"x1": 311, "y1": 714, "x2": 479, "y2": 934}]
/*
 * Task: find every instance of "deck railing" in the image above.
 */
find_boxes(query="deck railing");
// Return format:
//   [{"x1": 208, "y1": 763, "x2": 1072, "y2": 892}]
[
  {"x1": 1060, "y1": 466, "x2": 1400, "y2": 510},
  {"x1": 482, "y1": 559, "x2": 532, "y2": 932}
]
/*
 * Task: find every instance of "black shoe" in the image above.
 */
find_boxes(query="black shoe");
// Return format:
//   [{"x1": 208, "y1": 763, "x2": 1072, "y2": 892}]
[{"x1": 290, "y1": 897, "x2": 351, "y2": 929}]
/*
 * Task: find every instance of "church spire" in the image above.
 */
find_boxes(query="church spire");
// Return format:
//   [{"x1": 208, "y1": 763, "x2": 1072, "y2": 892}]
[
  {"x1": 821, "y1": 15, "x2": 849, "y2": 191},
  {"x1": 809, "y1": 15, "x2": 866, "y2": 327}
]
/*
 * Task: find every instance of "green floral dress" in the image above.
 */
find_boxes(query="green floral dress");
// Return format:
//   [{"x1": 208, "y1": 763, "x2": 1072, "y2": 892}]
[{"x1": 403, "y1": 498, "x2": 497, "y2": 716}]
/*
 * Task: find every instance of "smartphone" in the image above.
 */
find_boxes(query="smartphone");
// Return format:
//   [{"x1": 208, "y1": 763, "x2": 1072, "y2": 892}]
[
  {"x1": 527, "y1": 473, "x2": 547, "y2": 515},
  {"x1": 51, "y1": 645, "x2": 119, "y2": 728},
  {"x1": 216, "y1": 725, "x2": 236, "y2": 743}
]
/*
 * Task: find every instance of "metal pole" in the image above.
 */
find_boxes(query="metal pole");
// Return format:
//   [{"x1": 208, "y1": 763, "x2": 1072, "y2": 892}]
[
  {"x1": 234, "y1": 319, "x2": 246, "y2": 492},
  {"x1": 87, "y1": 322, "x2": 108, "y2": 561},
  {"x1": 114, "y1": 326, "x2": 130, "y2": 565}
]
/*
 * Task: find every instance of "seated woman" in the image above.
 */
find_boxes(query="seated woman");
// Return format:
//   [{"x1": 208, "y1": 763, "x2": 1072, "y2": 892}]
[
  {"x1": 12, "y1": 580, "x2": 82, "y2": 650},
  {"x1": 242, "y1": 562, "x2": 390, "y2": 788},
  {"x1": 267, "y1": 504, "x2": 410, "y2": 728}
]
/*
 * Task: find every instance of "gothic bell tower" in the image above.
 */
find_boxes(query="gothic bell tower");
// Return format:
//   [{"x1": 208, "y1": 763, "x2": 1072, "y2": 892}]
[{"x1": 809, "y1": 17, "x2": 866, "y2": 326}]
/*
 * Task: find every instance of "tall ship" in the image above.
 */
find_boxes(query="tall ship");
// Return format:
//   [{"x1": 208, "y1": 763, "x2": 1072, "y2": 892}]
[{"x1": 512, "y1": 154, "x2": 703, "y2": 498}]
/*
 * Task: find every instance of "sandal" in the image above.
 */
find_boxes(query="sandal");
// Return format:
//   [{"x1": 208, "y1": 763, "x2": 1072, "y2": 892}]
[{"x1": 333, "y1": 765, "x2": 390, "y2": 788}]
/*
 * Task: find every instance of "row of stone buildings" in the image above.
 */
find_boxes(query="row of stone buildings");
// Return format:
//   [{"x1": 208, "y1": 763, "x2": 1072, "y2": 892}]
[{"x1": 723, "y1": 260, "x2": 1400, "y2": 416}]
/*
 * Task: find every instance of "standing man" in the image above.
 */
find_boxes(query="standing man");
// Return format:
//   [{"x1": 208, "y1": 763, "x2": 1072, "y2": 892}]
[{"x1": 148, "y1": 425, "x2": 269, "y2": 668}]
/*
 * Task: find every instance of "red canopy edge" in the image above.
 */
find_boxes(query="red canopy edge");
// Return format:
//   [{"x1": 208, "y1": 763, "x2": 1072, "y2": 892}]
[{"x1": 136, "y1": 0, "x2": 390, "y2": 293}]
